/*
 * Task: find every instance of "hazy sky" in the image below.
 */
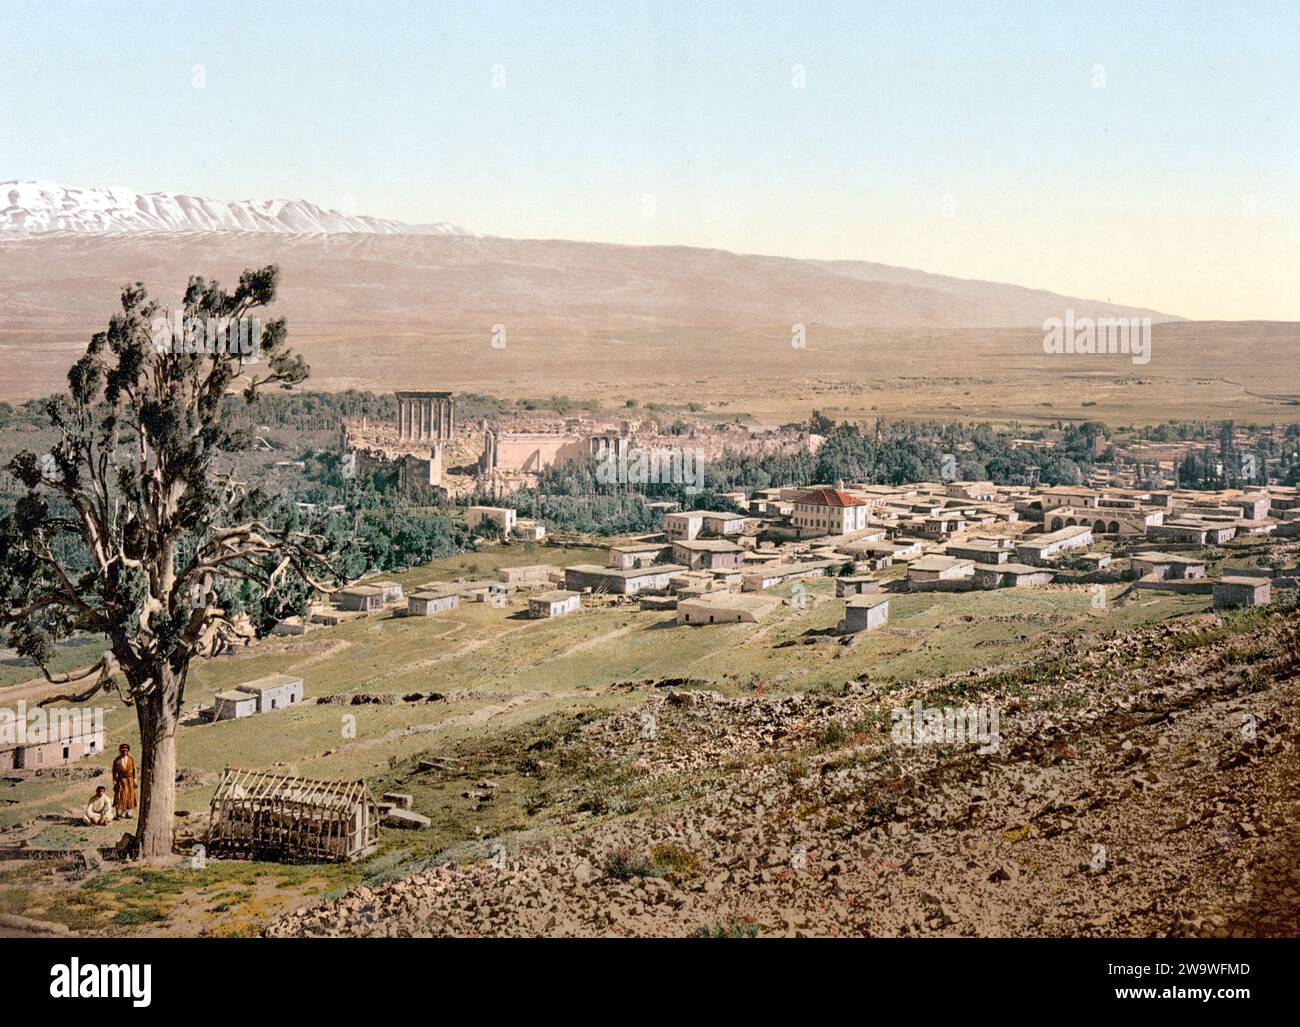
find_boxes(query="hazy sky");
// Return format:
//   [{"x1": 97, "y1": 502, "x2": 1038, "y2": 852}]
[{"x1": 4, "y1": 0, "x2": 1298, "y2": 320}]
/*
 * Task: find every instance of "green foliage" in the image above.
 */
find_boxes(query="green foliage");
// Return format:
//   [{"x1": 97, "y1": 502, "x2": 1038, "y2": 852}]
[{"x1": 694, "y1": 918, "x2": 760, "y2": 938}]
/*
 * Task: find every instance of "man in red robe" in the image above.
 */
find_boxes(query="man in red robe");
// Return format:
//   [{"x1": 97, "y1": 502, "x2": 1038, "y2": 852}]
[{"x1": 112, "y1": 743, "x2": 137, "y2": 819}]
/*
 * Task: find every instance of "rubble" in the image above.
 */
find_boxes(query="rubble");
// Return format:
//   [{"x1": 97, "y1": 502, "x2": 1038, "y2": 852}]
[{"x1": 267, "y1": 610, "x2": 1300, "y2": 938}]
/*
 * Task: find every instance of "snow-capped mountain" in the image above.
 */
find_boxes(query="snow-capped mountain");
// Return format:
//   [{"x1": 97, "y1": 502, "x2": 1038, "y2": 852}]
[{"x1": 0, "y1": 181, "x2": 472, "y2": 236}]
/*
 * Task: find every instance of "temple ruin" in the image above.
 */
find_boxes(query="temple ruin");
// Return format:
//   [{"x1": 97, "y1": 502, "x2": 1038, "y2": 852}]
[{"x1": 395, "y1": 390, "x2": 455, "y2": 443}]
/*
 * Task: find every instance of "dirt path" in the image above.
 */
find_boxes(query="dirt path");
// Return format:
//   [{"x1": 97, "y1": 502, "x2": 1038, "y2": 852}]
[{"x1": 323, "y1": 689, "x2": 587, "y2": 754}]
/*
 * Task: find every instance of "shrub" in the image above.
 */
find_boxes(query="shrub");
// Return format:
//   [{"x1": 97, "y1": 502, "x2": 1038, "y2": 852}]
[
  {"x1": 694, "y1": 917, "x2": 760, "y2": 938},
  {"x1": 648, "y1": 842, "x2": 703, "y2": 878},
  {"x1": 605, "y1": 847, "x2": 655, "y2": 881}
]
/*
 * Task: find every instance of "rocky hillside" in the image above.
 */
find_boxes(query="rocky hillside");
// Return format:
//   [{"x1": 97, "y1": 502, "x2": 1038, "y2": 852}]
[{"x1": 268, "y1": 606, "x2": 1300, "y2": 938}]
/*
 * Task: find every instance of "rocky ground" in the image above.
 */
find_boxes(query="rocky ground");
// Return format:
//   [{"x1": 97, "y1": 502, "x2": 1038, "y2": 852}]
[{"x1": 267, "y1": 607, "x2": 1300, "y2": 938}]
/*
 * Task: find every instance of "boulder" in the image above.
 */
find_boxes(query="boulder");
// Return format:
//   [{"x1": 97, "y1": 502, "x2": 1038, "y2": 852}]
[{"x1": 383, "y1": 808, "x2": 431, "y2": 830}]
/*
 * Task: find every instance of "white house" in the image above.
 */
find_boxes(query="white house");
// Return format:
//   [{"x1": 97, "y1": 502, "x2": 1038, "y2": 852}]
[
  {"x1": 528, "y1": 589, "x2": 582, "y2": 618},
  {"x1": 792, "y1": 488, "x2": 871, "y2": 537}
]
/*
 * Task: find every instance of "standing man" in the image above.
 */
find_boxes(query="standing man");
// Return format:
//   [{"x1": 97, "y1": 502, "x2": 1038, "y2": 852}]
[{"x1": 112, "y1": 743, "x2": 137, "y2": 820}]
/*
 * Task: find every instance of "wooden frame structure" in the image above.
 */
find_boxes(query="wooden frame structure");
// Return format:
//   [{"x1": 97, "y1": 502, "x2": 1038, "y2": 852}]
[{"x1": 207, "y1": 767, "x2": 379, "y2": 863}]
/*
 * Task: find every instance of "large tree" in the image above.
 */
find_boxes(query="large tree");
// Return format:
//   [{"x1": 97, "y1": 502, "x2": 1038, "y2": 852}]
[{"x1": 0, "y1": 267, "x2": 339, "y2": 857}]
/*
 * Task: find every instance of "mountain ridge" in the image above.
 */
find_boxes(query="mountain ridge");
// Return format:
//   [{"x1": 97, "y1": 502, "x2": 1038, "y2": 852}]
[{"x1": 0, "y1": 180, "x2": 471, "y2": 237}]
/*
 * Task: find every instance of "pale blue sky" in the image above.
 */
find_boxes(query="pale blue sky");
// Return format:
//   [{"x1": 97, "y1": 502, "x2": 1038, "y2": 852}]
[{"x1": 3, "y1": 0, "x2": 1298, "y2": 318}]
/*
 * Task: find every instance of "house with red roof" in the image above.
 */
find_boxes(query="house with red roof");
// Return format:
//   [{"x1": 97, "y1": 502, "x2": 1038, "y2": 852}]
[{"x1": 792, "y1": 487, "x2": 871, "y2": 537}]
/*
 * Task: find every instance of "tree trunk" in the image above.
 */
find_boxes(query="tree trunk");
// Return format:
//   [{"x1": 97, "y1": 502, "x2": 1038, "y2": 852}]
[{"x1": 133, "y1": 680, "x2": 178, "y2": 858}]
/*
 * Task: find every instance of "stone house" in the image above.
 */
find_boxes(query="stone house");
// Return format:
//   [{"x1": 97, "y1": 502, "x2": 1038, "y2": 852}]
[{"x1": 839, "y1": 595, "x2": 889, "y2": 633}]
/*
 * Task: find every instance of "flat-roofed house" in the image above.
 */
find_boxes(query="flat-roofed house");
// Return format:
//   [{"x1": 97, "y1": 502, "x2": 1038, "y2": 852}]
[
  {"x1": 663, "y1": 511, "x2": 705, "y2": 541},
  {"x1": 838, "y1": 540, "x2": 897, "y2": 569},
  {"x1": 1129, "y1": 552, "x2": 1208, "y2": 581},
  {"x1": 740, "y1": 560, "x2": 835, "y2": 591},
  {"x1": 699, "y1": 511, "x2": 749, "y2": 537},
  {"x1": 972, "y1": 562, "x2": 1056, "y2": 589},
  {"x1": 1014, "y1": 525, "x2": 1093, "y2": 565},
  {"x1": 835, "y1": 575, "x2": 880, "y2": 597},
  {"x1": 792, "y1": 488, "x2": 871, "y2": 538},
  {"x1": 371, "y1": 580, "x2": 405, "y2": 604},
  {"x1": 564, "y1": 563, "x2": 687, "y2": 595},
  {"x1": 677, "y1": 591, "x2": 782, "y2": 625},
  {"x1": 213, "y1": 674, "x2": 304, "y2": 721},
  {"x1": 921, "y1": 514, "x2": 967, "y2": 539},
  {"x1": 1214, "y1": 576, "x2": 1271, "y2": 610},
  {"x1": 465, "y1": 505, "x2": 518, "y2": 534},
  {"x1": 212, "y1": 690, "x2": 259, "y2": 721},
  {"x1": 947, "y1": 542, "x2": 1009, "y2": 565},
  {"x1": 947, "y1": 481, "x2": 998, "y2": 501},
  {"x1": 662, "y1": 510, "x2": 747, "y2": 541},
  {"x1": 1078, "y1": 552, "x2": 1112, "y2": 571},
  {"x1": 337, "y1": 585, "x2": 385, "y2": 613},
  {"x1": 1039, "y1": 485, "x2": 1100, "y2": 509},
  {"x1": 671, "y1": 539, "x2": 745, "y2": 571},
  {"x1": 408, "y1": 590, "x2": 460, "y2": 616},
  {"x1": 607, "y1": 542, "x2": 671, "y2": 569},
  {"x1": 452, "y1": 579, "x2": 501, "y2": 602},
  {"x1": 1148, "y1": 519, "x2": 1213, "y2": 545},
  {"x1": 907, "y1": 555, "x2": 975, "y2": 592},
  {"x1": 528, "y1": 589, "x2": 582, "y2": 618},
  {"x1": 1231, "y1": 495, "x2": 1271, "y2": 520},
  {"x1": 839, "y1": 595, "x2": 890, "y2": 633},
  {"x1": 513, "y1": 518, "x2": 547, "y2": 541},
  {"x1": 0, "y1": 722, "x2": 105, "y2": 771},
  {"x1": 498, "y1": 564, "x2": 554, "y2": 586}
]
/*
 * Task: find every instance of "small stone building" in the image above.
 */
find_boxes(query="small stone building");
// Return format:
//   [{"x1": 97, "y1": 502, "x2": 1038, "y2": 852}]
[
  {"x1": 972, "y1": 562, "x2": 1056, "y2": 589},
  {"x1": 671, "y1": 539, "x2": 745, "y2": 571},
  {"x1": 0, "y1": 722, "x2": 105, "y2": 771},
  {"x1": 213, "y1": 674, "x2": 304, "y2": 721},
  {"x1": 337, "y1": 585, "x2": 385, "y2": 613},
  {"x1": 408, "y1": 590, "x2": 460, "y2": 616},
  {"x1": 465, "y1": 505, "x2": 517, "y2": 534},
  {"x1": 498, "y1": 564, "x2": 554, "y2": 586},
  {"x1": 212, "y1": 690, "x2": 260, "y2": 721},
  {"x1": 835, "y1": 575, "x2": 880, "y2": 597},
  {"x1": 907, "y1": 555, "x2": 975, "y2": 592},
  {"x1": 607, "y1": 543, "x2": 671, "y2": 569},
  {"x1": 677, "y1": 591, "x2": 782, "y2": 625},
  {"x1": 840, "y1": 595, "x2": 890, "y2": 633},
  {"x1": 1129, "y1": 552, "x2": 1208, "y2": 581},
  {"x1": 1213, "y1": 576, "x2": 1271, "y2": 610},
  {"x1": 528, "y1": 589, "x2": 581, "y2": 618},
  {"x1": 564, "y1": 563, "x2": 687, "y2": 595},
  {"x1": 371, "y1": 580, "x2": 405, "y2": 604}
]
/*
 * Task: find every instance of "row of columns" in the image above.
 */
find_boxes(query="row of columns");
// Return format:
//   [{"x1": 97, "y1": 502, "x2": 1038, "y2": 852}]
[{"x1": 396, "y1": 393, "x2": 454, "y2": 443}]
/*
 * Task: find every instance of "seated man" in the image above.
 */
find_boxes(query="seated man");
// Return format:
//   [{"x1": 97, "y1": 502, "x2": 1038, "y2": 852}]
[{"x1": 83, "y1": 785, "x2": 114, "y2": 826}]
